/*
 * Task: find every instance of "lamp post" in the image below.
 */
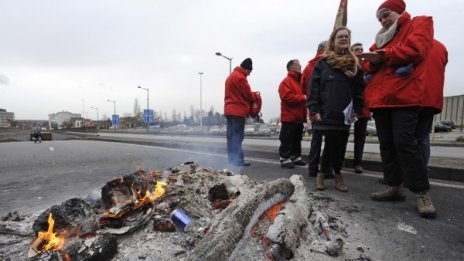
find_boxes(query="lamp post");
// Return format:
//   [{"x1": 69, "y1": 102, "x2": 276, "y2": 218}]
[
  {"x1": 106, "y1": 99, "x2": 117, "y2": 132},
  {"x1": 91, "y1": 106, "x2": 99, "y2": 130},
  {"x1": 215, "y1": 52, "x2": 233, "y2": 74},
  {"x1": 198, "y1": 72, "x2": 204, "y2": 127},
  {"x1": 137, "y1": 86, "x2": 150, "y2": 133}
]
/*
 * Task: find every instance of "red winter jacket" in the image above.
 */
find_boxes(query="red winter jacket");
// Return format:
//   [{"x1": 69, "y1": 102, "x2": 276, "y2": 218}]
[
  {"x1": 300, "y1": 50, "x2": 325, "y2": 96},
  {"x1": 279, "y1": 71, "x2": 306, "y2": 123},
  {"x1": 423, "y1": 39, "x2": 448, "y2": 113},
  {"x1": 358, "y1": 60, "x2": 371, "y2": 119},
  {"x1": 365, "y1": 12, "x2": 434, "y2": 109},
  {"x1": 224, "y1": 67, "x2": 254, "y2": 117}
]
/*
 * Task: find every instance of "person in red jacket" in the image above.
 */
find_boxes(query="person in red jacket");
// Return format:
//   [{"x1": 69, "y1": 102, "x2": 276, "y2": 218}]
[
  {"x1": 361, "y1": 0, "x2": 436, "y2": 218},
  {"x1": 224, "y1": 58, "x2": 255, "y2": 170},
  {"x1": 415, "y1": 39, "x2": 448, "y2": 175},
  {"x1": 351, "y1": 43, "x2": 371, "y2": 174},
  {"x1": 278, "y1": 59, "x2": 307, "y2": 168},
  {"x1": 301, "y1": 41, "x2": 334, "y2": 178}
]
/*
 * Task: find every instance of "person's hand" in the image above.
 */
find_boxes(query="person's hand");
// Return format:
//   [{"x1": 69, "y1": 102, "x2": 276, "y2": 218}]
[
  {"x1": 304, "y1": 95, "x2": 307, "y2": 100},
  {"x1": 314, "y1": 113, "x2": 321, "y2": 121},
  {"x1": 357, "y1": 52, "x2": 385, "y2": 64}
]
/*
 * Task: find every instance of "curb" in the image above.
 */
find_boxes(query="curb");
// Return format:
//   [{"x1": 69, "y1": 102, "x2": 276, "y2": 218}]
[{"x1": 82, "y1": 136, "x2": 464, "y2": 183}]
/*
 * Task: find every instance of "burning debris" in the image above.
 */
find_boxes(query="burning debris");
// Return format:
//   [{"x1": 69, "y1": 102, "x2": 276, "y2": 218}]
[{"x1": 0, "y1": 162, "x2": 372, "y2": 260}]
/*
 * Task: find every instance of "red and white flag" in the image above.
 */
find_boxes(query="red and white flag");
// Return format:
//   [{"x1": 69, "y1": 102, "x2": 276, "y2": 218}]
[{"x1": 333, "y1": 0, "x2": 348, "y2": 29}]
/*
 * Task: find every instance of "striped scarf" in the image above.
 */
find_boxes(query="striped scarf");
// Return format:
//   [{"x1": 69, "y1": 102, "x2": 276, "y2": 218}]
[
  {"x1": 375, "y1": 19, "x2": 399, "y2": 48},
  {"x1": 325, "y1": 50, "x2": 358, "y2": 78}
]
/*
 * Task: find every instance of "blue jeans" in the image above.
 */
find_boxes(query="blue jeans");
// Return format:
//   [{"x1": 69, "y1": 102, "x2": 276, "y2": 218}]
[
  {"x1": 415, "y1": 108, "x2": 434, "y2": 175},
  {"x1": 226, "y1": 115, "x2": 246, "y2": 167}
]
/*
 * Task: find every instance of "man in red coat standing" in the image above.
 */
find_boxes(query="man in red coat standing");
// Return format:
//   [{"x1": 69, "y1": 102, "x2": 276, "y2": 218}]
[
  {"x1": 224, "y1": 58, "x2": 255, "y2": 170},
  {"x1": 351, "y1": 43, "x2": 371, "y2": 174},
  {"x1": 415, "y1": 39, "x2": 448, "y2": 175},
  {"x1": 301, "y1": 41, "x2": 334, "y2": 177},
  {"x1": 361, "y1": 0, "x2": 436, "y2": 218},
  {"x1": 278, "y1": 59, "x2": 307, "y2": 168}
]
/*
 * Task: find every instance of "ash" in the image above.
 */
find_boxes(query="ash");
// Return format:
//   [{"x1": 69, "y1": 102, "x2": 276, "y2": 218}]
[{"x1": 0, "y1": 162, "x2": 374, "y2": 261}]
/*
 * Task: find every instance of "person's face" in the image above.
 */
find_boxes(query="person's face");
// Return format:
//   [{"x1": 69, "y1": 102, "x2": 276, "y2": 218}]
[
  {"x1": 351, "y1": 45, "x2": 363, "y2": 55},
  {"x1": 377, "y1": 8, "x2": 400, "y2": 29},
  {"x1": 290, "y1": 60, "x2": 301, "y2": 74},
  {"x1": 334, "y1": 30, "x2": 350, "y2": 53},
  {"x1": 244, "y1": 69, "x2": 251, "y2": 76}
]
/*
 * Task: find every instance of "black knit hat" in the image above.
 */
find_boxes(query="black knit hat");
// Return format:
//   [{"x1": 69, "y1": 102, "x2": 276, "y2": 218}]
[{"x1": 240, "y1": 58, "x2": 253, "y2": 70}]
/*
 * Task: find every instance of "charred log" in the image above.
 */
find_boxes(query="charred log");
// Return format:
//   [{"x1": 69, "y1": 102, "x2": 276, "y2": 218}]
[
  {"x1": 187, "y1": 178, "x2": 295, "y2": 261},
  {"x1": 32, "y1": 198, "x2": 93, "y2": 235}
]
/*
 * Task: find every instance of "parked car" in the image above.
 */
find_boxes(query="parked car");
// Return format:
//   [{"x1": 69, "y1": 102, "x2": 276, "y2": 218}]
[
  {"x1": 434, "y1": 121, "x2": 452, "y2": 132},
  {"x1": 257, "y1": 124, "x2": 272, "y2": 136},
  {"x1": 209, "y1": 125, "x2": 220, "y2": 134},
  {"x1": 440, "y1": 120, "x2": 456, "y2": 129},
  {"x1": 245, "y1": 124, "x2": 256, "y2": 135}
]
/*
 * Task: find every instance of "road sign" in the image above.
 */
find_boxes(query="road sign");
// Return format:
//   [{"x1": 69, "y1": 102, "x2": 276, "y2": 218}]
[
  {"x1": 143, "y1": 109, "x2": 154, "y2": 123},
  {"x1": 111, "y1": 114, "x2": 120, "y2": 126}
]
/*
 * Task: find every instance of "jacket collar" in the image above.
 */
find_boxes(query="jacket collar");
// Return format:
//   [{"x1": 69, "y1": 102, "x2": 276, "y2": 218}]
[
  {"x1": 288, "y1": 71, "x2": 301, "y2": 80},
  {"x1": 398, "y1": 11, "x2": 411, "y2": 27},
  {"x1": 234, "y1": 66, "x2": 248, "y2": 77}
]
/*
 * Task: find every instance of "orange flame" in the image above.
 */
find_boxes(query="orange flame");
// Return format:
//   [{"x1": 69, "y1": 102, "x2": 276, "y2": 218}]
[
  {"x1": 103, "y1": 180, "x2": 167, "y2": 218},
  {"x1": 137, "y1": 181, "x2": 167, "y2": 205},
  {"x1": 33, "y1": 213, "x2": 65, "y2": 253}
]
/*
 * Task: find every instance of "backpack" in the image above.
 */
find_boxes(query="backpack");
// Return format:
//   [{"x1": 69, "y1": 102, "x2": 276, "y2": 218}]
[{"x1": 250, "y1": 91, "x2": 262, "y2": 118}]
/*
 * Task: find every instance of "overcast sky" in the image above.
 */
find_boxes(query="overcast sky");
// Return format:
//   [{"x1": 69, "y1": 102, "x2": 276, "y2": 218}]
[{"x1": 0, "y1": 0, "x2": 462, "y2": 122}]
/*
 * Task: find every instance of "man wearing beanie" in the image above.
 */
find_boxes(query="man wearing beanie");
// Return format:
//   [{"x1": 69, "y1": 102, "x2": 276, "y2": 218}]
[
  {"x1": 361, "y1": 0, "x2": 437, "y2": 218},
  {"x1": 224, "y1": 58, "x2": 256, "y2": 170}
]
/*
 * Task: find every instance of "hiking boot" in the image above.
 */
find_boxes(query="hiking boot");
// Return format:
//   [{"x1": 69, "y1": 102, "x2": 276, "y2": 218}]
[
  {"x1": 316, "y1": 173, "x2": 326, "y2": 190},
  {"x1": 280, "y1": 159, "x2": 295, "y2": 169},
  {"x1": 415, "y1": 191, "x2": 437, "y2": 218},
  {"x1": 371, "y1": 185, "x2": 406, "y2": 201},
  {"x1": 334, "y1": 174, "x2": 348, "y2": 192},
  {"x1": 354, "y1": 165, "x2": 364, "y2": 174},
  {"x1": 291, "y1": 157, "x2": 307, "y2": 166}
]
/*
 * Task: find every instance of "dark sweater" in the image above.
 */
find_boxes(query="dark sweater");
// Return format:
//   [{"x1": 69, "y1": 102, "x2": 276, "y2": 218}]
[{"x1": 307, "y1": 58, "x2": 365, "y2": 131}]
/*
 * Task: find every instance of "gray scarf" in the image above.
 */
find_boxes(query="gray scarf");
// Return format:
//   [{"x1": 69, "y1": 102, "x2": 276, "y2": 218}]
[{"x1": 375, "y1": 19, "x2": 399, "y2": 48}]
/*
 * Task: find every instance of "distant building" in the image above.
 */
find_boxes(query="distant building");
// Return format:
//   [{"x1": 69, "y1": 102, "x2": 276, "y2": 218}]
[
  {"x1": 0, "y1": 108, "x2": 14, "y2": 128},
  {"x1": 48, "y1": 111, "x2": 82, "y2": 129},
  {"x1": 437, "y1": 94, "x2": 464, "y2": 128}
]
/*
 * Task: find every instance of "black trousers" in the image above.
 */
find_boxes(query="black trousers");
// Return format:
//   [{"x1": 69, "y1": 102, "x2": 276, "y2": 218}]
[
  {"x1": 308, "y1": 129, "x2": 331, "y2": 175},
  {"x1": 372, "y1": 107, "x2": 430, "y2": 192},
  {"x1": 279, "y1": 122, "x2": 303, "y2": 160},
  {"x1": 314, "y1": 129, "x2": 349, "y2": 175},
  {"x1": 353, "y1": 117, "x2": 368, "y2": 166}
]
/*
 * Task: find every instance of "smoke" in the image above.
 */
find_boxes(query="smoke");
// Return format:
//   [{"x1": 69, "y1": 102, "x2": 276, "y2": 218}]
[{"x1": 0, "y1": 74, "x2": 10, "y2": 86}]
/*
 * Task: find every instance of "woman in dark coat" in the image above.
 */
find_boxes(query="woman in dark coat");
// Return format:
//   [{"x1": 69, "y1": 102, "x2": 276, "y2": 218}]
[{"x1": 308, "y1": 26, "x2": 365, "y2": 192}]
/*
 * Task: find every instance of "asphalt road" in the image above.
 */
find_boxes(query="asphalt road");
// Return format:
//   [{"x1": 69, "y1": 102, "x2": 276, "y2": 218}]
[{"x1": 0, "y1": 139, "x2": 463, "y2": 260}]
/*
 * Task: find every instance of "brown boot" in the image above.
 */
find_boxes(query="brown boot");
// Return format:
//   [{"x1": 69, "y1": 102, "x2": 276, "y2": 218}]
[
  {"x1": 415, "y1": 191, "x2": 437, "y2": 218},
  {"x1": 334, "y1": 174, "x2": 348, "y2": 192},
  {"x1": 371, "y1": 185, "x2": 406, "y2": 201},
  {"x1": 316, "y1": 173, "x2": 326, "y2": 190}
]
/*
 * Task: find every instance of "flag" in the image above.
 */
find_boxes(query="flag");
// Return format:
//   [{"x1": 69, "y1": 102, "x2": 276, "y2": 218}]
[{"x1": 333, "y1": 0, "x2": 348, "y2": 30}]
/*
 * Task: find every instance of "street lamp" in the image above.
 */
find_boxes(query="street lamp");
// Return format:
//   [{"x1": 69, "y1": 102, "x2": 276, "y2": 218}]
[
  {"x1": 198, "y1": 72, "x2": 204, "y2": 127},
  {"x1": 91, "y1": 107, "x2": 99, "y2": 130},
  {"x1": 215, "y1": 52, "x2": 233, "y2": 74},
  {"x1": 106, "y1": 99, "x2": 117, "y2": 132},
  {"x1": 137, "y1": 86, "x2": 150, "y2": 133}
]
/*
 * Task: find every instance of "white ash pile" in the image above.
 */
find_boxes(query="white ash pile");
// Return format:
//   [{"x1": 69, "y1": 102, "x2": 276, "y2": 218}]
[{"x1": 0, "y1": 162, "x2": 371, "y2": 261}]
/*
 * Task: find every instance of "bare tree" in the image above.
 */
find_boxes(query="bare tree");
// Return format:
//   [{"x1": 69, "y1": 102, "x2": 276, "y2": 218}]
[{"x1": 133, "y1": 98, "x2": 142, "y2": 127}]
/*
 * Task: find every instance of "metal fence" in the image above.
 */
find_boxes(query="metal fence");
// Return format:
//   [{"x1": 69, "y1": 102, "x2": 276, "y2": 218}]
[{"x1": 435, "y1": 94, "x2": 464, "y2": 131}]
